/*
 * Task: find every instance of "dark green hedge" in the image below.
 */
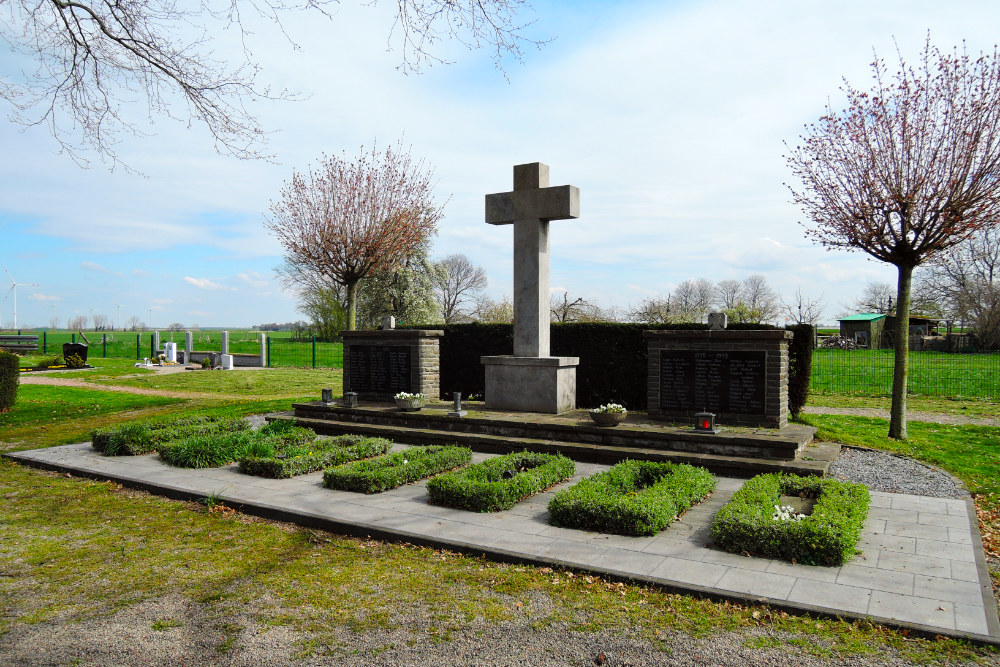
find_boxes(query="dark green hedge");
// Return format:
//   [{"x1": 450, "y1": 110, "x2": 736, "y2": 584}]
[
  {"x1": 0, "y1": 350, "x2": 19, "y2": 412},
  {"x1": 322, "y1": 445, "x2": 472, "y2": 493},
  {"x1": 92, "y1": 416, "x2": 249, "y2": 456},
  {"x1": 786, "y1": 324, "x2": 815, "y2": 418},
  {"x1": 403, "y1": 322, "x2": 809, "y2": 412},
  {"x1": 548, "y1": 460, "x2": 716, "y2": 536},
  {"x1": 240, "y1": 434, "x2": 392, "y2": 478},
  {"x1": 709, "y1": 473, "x2": 870, "y2": 566},
  {"x1": 426, "y1": 451, "x2": 575, "y2": 512}
]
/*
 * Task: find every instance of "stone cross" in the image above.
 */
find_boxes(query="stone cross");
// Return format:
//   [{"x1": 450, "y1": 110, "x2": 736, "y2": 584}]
[{"x1": 485, "y1": 163, "x2": 580, "y2": 357}]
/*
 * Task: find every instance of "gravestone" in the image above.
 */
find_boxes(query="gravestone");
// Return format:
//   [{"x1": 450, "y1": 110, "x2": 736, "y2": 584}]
[
  {"x1": 62, "y1": 342, "x2": 88, "y2": 364},
  {"x1": 341, "y1": 329, "x2": 443, "y2": 401},
  {"x1": 645, "y1": 330, "x2": 791, "y2": 428},
  {"x1": 480, "y1": 162, "x2": 580, "y2": 413},
  {"x1": 185, "y1": 331, "x2": 193, "y2": 360},
  {"x1": 164, "y1": 341, "x2": 177, "y2": 363}
]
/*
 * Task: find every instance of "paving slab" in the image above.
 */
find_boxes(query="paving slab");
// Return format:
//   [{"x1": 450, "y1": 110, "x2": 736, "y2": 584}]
[{"x1": 5, "y1": 442, "x2": 999, "y2": 646}]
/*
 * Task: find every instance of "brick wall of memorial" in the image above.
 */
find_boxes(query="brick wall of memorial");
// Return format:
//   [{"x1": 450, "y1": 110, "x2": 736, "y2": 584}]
[
  {"x1": 341, "y1": 330, "x2": 443, "y2": 401},
  {"x1": 644, "y1": 330, "x2": 790, "y2": 428}
]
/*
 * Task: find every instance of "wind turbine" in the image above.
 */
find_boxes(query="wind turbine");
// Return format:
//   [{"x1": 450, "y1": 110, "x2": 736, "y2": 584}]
[{"x1": 3, "y1": 268, "x2": 37, "y2": 330}]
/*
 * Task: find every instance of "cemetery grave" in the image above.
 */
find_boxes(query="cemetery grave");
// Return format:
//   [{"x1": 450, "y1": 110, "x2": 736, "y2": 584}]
[
  {"x1": 158, "y1": 419, "x2": 316, "y2": 468},
  {"x1": 426, "y1": 451, "x2": 576, "y2": 512},
  {"x1": 239, "y1": 432, "x2": 392, "y2": 478},
  {"x1": 91, "y1": 415, "x2": 249, "y2": 456}
]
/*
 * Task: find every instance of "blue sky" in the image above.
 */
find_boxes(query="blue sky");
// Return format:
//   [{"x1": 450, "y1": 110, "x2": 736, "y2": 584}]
[{"x1": 2, "y1": 0, "x2": 999, "y2": 329}]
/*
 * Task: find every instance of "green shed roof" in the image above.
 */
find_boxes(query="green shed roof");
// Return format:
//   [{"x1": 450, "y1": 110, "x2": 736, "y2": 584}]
[{"x1": 838, "y1": 313, "x2": 887, "y2": 322}]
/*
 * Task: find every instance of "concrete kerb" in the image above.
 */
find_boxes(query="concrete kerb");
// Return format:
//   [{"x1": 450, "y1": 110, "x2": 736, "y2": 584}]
[{"x1": 4, "y1": 447, "x2": 999, "y2": 648}]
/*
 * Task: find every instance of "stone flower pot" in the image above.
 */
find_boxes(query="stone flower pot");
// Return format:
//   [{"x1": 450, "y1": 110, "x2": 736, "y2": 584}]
[
  {"x1": 395, "y1": 397, "x2": 424, "y2": 412},
  {"x1": 589, "y1": 411, "x2": 626, "y2": 427}
]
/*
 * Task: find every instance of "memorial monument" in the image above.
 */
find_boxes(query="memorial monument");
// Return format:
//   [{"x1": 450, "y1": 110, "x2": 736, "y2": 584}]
[{"x1": 481, "y1": 162, "x2": 580, "y2": 413}]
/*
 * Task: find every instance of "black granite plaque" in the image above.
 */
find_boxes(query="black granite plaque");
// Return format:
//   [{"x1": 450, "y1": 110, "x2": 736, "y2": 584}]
[
  {"x1": 348, "y1": 345, "x2": 412, "y2": 395},
  {"x1": 659, "y1": 350, "x2": 766, "y2": 416}
]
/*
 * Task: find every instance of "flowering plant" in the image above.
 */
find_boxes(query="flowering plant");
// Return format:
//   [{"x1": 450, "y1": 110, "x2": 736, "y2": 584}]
[
  {"x1": 592, "y1": 403, "x2": 627, "y2": 415},
  {"x1": 394, "y1": 392, "x2": 425, "y2": 401},
  {"x1": 772, "y1": 504, "x2": 806, "y2": 522}
]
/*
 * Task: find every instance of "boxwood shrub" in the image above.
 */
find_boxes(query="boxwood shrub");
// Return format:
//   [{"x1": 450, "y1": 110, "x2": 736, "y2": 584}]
[
  {"x1": 239, "y1": 434, "x2": 393, "y2": 478},
  {"x1": 426, "y1": 451, "x2": 575, "y2": 512},
  {"x1": 710, "y1": 473, "x2": 870, "y2": 566},
  {"x1": 92, "y1": 416, "x2": 249, "y2": 456},
  {"x1": 547, "y1": 460, "x2": 716, "y2": 536},
  {"x1": 323, "y1": 445, "x2": 472, "y2": 493},
  {"x1": 158, "y1": 420, "x2": 316, "y2": 469},
  {"x1": 0, "y1": 350, "x2": 19, "y2": 413}
]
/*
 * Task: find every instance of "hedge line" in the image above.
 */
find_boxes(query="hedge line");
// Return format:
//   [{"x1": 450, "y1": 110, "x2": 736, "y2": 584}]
[
  {"x1": 322, "y1": 445, "x2": 472, "y2": 493},
  {"x1": 709, "y1": 473, "x2": 870, "y2": 566},
  {"x1": 0, "y1": 350, "x2": 18, "y2": 412},
  {"x1": 426, "y1": 451, "x2": 575, "y2": 512},
  {"x1": 240, "y1": 433, "x2": 392, "y2": 478},
  {"x1": 402, "y1": 322, "x2": 809, "y2": 410},
  {"x1": 548, "y1": 460, "x2": 716, "y2": 536}
]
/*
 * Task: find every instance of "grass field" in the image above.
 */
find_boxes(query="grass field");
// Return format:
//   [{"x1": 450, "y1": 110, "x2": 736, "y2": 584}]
[
  {"x1": 811, "y1": 348, "x2": 999, "y2": 399},
  {"x1": 0, "y1": 359, "x2": 997, "y2": 661}
]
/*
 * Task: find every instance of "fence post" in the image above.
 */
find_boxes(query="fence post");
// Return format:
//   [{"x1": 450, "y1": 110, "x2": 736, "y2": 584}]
[
  {"x1": 312, "y1": 337, "x2": 316, "y2": 369},
  {"x1": 42, "y1": 331, "x2": 47, "y2": 354},
  {"x1": 72, "y1": 333, "x2": 76, "y2": 344},
  {"x1": 102, "y1": 334, "x2": 107, "y2": 358},
  {"x1": 266, "y1": 337, "x2": 271, "y2": 368},
  {"x1": 136, "y1": 334, "x2": 141, "y2": 360}
]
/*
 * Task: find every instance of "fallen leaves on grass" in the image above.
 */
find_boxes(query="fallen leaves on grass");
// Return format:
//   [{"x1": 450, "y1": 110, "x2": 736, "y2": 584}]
[{"x1": 975, "y1": 494, "x2": 999, "y2": 557}]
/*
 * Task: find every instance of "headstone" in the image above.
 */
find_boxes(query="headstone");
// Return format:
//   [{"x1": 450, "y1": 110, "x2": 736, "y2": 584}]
[
  {"x1": 708, "y1": 312, "x2": 728, "y2": 331},
  {"x1": 481, "y1": 162, "x2": 581, "y2": 413},
  {"x1": 220, "y1": 354, "x2": 234, "y2": 370},
  {"x1": 341, "y1": 329, "x2": 442, "y2": 401},
  {"x1": 164, "y1": 341, "x2": 177, "y2": 362},
  {"x1": 381, "y1": 316, "x2": 396, "y2": 330},
  {"x1": 62, "y1": 342, "x2": 89, "y2": 364},
  {"x1": 185, "y1": 331, "x2": 193, "y2": 358},
  {"x1": 152, "y1": 330, "x2": 161, "y2": 353},
  {"x1": 221, "y1": 331, "x2": 229, "y2": 355}
]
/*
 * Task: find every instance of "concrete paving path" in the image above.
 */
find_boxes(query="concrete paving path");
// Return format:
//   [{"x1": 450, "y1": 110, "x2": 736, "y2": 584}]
[{"x1": 7, "y1": 442, "x2": 999, "y2": 646}]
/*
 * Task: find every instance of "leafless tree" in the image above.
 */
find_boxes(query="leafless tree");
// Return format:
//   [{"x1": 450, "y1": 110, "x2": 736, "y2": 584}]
[
  {"x1": 848, "y1": 281, "x2": 895, "y2": 315},
  {"x1": 1, "y1": 0, "x2": 543, "y2": 167},
  {"x1": 786, "y1": 39, "x2": 1000, "y2": 438},
  {"x1": 550, "y1": 291, "x2": 601, "y2": 323},
  {"x1": 266, "y1": 141, "x2": 445, "y2": 330},
  {"x1": 782, "y1": 287, "x2": 824, "y2": 325},
  {"x1": 67, "y1": 315, "x2": 88, "y2": 330},
  {"x1": 918, "y1": 225, "x2": 1000, "y2": 349},
  {"x1": 628, "y1": 296, "x2": 673, "y2": 325},
  {"x1": 48, "y1": 316, "x2": 59, "y2": 330},
  {"x1": 91, "y1": 313, "x2": 110, "y2": 330},
  {"x1": 671, "y1": 278, "x2": 715, "y2": 323},
  {"x1": 472, "y1": 294, "x2": 513, "y2": 323},
  {"x1": 715, "y1": 279, "x2": 742, "y2": 311},
  {"x1": 166, "y1": 322, "x2": 185, "y2": 331},
  {"x1": 433, "y1": 254, "x2": 488, "y2": 323},
  {"x1": 125, "y1": 315, "x2": 143, "y2": 331}
]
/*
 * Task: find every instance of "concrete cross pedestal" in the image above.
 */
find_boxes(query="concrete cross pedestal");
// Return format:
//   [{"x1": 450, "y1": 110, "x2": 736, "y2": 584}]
[{"x1": 481, "y1": 162, "x2": 580, "y2": 413}]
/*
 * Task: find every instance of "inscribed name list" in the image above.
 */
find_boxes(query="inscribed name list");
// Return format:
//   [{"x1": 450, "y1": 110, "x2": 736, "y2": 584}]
[
  {"x1": 348, "y1": 345, "x2": 412, "y2": 395},
  {"x1": 658, "y1": 350, "x2": 766, "y2": 416}
]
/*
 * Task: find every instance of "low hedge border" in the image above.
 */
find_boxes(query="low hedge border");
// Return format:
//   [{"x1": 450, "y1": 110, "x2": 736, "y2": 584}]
[
  {"x1": 426, "y1": 451, "x2": 575, "y2": 512},
  {"x1": 709, "y1": 473, "x2": 871, "y2": 566},
  {"x1": 322, "y1": 445, "x2": 473, "y2": 493},
  {"x1": 239, "y1": 434, "x2": 393, "y2": 479},
  {"x1": 92, "y1": 416, "x2": 248, "y2": 456},
  {"x1": 158, "y1": 421, "x2": 316, "y2": 469},
  {"x1": 547, "y1": 460, "x2": 717, "y2": 536}
]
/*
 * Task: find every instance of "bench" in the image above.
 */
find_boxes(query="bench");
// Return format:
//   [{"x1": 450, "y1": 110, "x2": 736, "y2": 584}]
[{"x1": 0, "y1": 334, "x2": 39, "y2": 354}]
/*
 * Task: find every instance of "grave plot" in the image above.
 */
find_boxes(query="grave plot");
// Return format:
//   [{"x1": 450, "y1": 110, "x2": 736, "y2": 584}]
[
  {"x1": 91, "y1": 416, "x2": 250, "y2": 456},
  {"x1": 547, "y1": 460, "x2": 716, "y2": 536},
  {"x1": 426, "y1": 451, "x2": 575, "y2": 512},
  {"x1": 158, "y1": 420, "x2": 316, "y2": 469},
  {"x1": 239, "y1": 433, "x2": 392, "y2": 479},
  {"x1": 710, "y1": 473, "x2": 870, "y2": 566},
  {"x1": 322, "y1": 445, "x2": 472, "y2": 493}
]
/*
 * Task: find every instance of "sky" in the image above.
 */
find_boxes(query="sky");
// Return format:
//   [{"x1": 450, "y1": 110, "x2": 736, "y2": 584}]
[{"x1": 1, "y1": 0, "x2": 998, "y2": 330}]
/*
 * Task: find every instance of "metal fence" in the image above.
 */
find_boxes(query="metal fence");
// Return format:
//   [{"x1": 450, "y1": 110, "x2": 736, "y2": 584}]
[
  {"x1": 266, "y1": 338, "x2": 344, "y2": 368},
  {"x1": 810, "y1": 349, "x2": 1000, "y2": 399}
]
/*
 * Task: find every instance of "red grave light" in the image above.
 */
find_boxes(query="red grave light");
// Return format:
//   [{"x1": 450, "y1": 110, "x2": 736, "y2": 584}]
[{"x1": 694, "y1": 412, "x2": 719, "y2": 434}]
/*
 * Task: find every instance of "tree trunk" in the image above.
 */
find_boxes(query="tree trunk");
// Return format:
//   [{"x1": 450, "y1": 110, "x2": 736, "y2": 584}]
[
  {"x1": 346, "y1": 280, "x2": 359, "y2": 331},
  {"x1": 888, "y1": 263, "x2": 913, "y2": 439}
]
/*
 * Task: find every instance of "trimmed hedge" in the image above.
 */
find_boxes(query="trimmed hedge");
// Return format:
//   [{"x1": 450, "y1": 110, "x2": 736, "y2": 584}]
[
  {"x1": 239, "y1": 433, "x2": 393, "y2": 478},
  {"x1": 0, "y1": 350, "x2": 19, "y2": 412},
  {"x1": 158, "y1": 420, "x2": 316, "y2": 469},
  {"x1": 322, "y1": 445, "x2": 472, "y2": 493},
  {"x1": 92, "y1": 416, "x2": 249, "y2": 456},
  {"x1": 787, "y1": 323, "x2": 815, "y2": 418},
  {"x1": 710, "y1": 473, "x2": 870, "y2": 566},
  {"x1": 547, "y1": 460, "x2": 716, "y2": 536},
  {"x1": 426, "y1": 451, "x2": 575, "y2": 512},
  {"x1": 402, "y1": 322, "x2": 811, "y2": 411}
]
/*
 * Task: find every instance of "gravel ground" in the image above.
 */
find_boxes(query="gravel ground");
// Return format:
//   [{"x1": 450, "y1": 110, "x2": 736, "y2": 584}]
[{"x1": 828, "y1": 446, "x2": 968, "y2": 498}]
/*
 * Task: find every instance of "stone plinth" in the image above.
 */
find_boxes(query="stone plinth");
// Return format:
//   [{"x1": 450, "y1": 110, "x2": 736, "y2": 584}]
[
  {"x1": 481, "y1": 355, "x2": 579, "y2": 414},
  {"x1": 342, "y1": 330, "x2": 443, "y2": 401},
  {"x1": 645, "y1": 330, "x2": 791, "y2": 428}
]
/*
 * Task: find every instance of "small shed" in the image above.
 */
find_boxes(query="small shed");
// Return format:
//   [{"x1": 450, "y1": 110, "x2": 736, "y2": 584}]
[
  {"x1": 884, "y1": 315, "x2": 940, "y2": 336},
  {"x1": 838, "y1": 313, "x2": 886, "y2": 348}
]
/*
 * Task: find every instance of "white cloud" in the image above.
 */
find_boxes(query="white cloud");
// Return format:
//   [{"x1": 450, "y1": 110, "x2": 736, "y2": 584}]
[
  {"x1": 184, "y1": 276, "x2": 225, "y2": 290},
  {"x1": 29, "y1": 293, "x2": 61, "y2": 301},
  {"x1": 80, "y1": 261, "x2": 123, "y2": 276},
  {"x1": 237, "y1": 271, "x2": 269, "y2": 288}
]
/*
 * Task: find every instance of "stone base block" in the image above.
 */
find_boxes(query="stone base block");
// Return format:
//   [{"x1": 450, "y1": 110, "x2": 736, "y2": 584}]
[{"x1": 481, "y1": 355, "x2": 579, "y2": 414}]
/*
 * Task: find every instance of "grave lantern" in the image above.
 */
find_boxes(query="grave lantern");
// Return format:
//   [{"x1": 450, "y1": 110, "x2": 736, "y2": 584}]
[
  {"x1": 693, "y1": 411, "x2": 718, "y2": 434},
  {"x1": 321, "y1": 388, "x2": 334, "y2": 404},
  {"x1": 343, "y1": 391, "x2": 358, "y2": 408}
]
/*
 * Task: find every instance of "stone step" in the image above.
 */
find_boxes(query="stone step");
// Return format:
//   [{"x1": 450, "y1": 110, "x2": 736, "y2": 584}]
[
  {"x1": 271, "y1": 410, "x2": 838, "y2": 478},
  {"x1": 291, "y1": 402, "x2": 814, "y2": 461}
]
